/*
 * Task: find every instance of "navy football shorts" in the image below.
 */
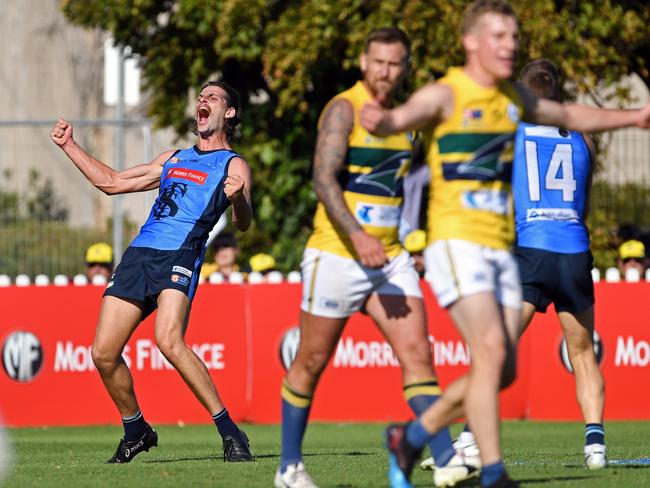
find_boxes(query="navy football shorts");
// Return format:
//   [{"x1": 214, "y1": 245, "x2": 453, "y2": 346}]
[
  {"x1": 104, "y1": 246, "x2": 203, "y2": 319},
  {"x1": 514, "y1": 245, "x2": 594, "y2": 315}
]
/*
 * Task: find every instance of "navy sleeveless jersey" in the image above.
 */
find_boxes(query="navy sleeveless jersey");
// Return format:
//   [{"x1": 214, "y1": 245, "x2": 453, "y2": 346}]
[
  {"x1": 513, "y1": 123, "x2": 591, "y2": 253},
  {"x1": 130, "y1": 146, "x2": 235, "y2": 251}
]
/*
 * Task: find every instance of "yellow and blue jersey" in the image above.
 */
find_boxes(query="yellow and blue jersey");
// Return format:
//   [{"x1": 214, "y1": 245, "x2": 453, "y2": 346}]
[
  {"x1": 423, "y1": 67, "x2": 524, "y2": 250},
  {"x1": 306, "y1": 81, "x2": 413, "y2": 259}
]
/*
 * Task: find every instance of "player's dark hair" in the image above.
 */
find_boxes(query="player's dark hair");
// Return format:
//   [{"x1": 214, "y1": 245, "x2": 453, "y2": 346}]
[
  {"x1": 194, "y1": 80, "x2": 241, "y2": 142},
  {"x1": 364, "y1": 27, "x2": 411, "y2": 59},
  {"x1": 618, "y1": 223, "x2": 641, "y2": 242},
  {"x1": 462, "y1": 0, "x2": 517, "y2": 34},
  {"x1": 518, "y1": 59, "x2": 561, "y2": 101}
]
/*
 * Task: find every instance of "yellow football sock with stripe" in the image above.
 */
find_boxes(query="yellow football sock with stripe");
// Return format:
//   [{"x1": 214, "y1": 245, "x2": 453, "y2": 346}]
[
  {"x1": 404, "y1": 378, "x2": 455, "y2": 466},
  {"x1": 280, "y1": 379, "x2": 313, "y2": 472}
]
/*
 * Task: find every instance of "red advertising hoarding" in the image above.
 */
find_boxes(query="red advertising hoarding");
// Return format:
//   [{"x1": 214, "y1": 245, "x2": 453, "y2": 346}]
[{"x1": 0, "y1": 282, "x2": 647, "y2": 426}]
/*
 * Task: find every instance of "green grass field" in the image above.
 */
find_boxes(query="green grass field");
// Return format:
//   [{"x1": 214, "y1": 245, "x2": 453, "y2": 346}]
[{"x1": 3, "y1": 421, "x2": 650, "y2": 487}]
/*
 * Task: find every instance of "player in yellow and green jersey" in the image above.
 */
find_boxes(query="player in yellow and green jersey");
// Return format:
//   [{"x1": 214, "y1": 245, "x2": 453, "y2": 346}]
[
  {"x1": 275, "y1": 27, "x2": 473, "y2": 488},
  {"x1": 361, "y1": 1, "x2": 650, "y2": 486}
]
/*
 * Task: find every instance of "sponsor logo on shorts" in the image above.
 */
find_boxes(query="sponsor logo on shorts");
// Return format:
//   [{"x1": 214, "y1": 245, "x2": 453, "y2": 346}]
[
  {"x1": 165, "y1": 167, "x2": 208, "y2": 185},
  {"x1": 2, "y1": 331, "x2": 43, "y2": 382},
  {"x1": 172, "y1": 265, "x2": 193, "y2": 278},
  {"x1": 559, "y1": 331, "x2": 603, "y2": 373},
  {"x1": 462, "y1": 189, "x2": 508, "y2": 214},
  {"x1": 171, "y1": 274, "x2": 190, "y2": 286},
  {"x1": 279, "y1": 326, "x2": 301, "y2": 370},
  {"x1": 473, "y1": 272, "x2": 487, "y2": 283},
  {"x1": 526, "y1": 208, "x2": 579, "y2": 222},
  {"x1": 354, "y1": 202, "x2": 400, "y2": 228},
  {"x1": 320, "y1": 297, "x2": 342, "y2": 310}
]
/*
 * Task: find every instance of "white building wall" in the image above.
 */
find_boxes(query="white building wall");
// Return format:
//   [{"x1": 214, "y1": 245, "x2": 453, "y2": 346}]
[{"x1": 0, "y1": 0, "x2": 187, "y2": 229}]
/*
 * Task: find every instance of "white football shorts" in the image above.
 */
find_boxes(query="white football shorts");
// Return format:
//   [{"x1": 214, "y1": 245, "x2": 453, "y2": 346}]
[
  {"x1": 424, "y1": 239, "x2": 522, "y2": 309},
  {"x1": 300, "y1": 248, "x2": 422, "y2": 318}
]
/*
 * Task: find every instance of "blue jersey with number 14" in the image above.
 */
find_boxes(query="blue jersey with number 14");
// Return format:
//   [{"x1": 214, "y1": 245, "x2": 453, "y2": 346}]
[{"x1": 513, "y1": 123, "x2": 591, "y2": 253}]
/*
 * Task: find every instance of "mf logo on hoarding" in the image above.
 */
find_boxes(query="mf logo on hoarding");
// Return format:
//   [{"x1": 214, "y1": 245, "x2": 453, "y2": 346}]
[
  {"x1": 2, "y1": 331, "x2": 43, "y2": 382},
  {"x1": 279, "y1": 326, "x2": 300, "y2": 371},
  {"x1": 559, "y1": 331, "x2": 603, "y2": 373}
]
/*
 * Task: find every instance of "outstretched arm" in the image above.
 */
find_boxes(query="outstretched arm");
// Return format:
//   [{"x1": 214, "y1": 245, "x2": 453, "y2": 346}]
[
  {"x1": 359, "y1": 83, "x2": 451, "y2": 136},
  {"x1": 518, "y1": 85, "x2": 650, "y2": 132},
  {"x1": 582, "y1": 134, "x2": 596, "y2": 221},
  {"x1": 313, "y1": 98, "x2": 386, "y2": 268},
  {"x1": 225, "y1": 157, "x2": 252, "y2": 231},
  {"x1": 50, "y1": 118, "x2": 172, "y2": 194}
]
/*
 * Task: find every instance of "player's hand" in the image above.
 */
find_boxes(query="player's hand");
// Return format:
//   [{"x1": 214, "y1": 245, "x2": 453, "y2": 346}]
[
  {"x1": 359, "y1": 101, "x2": 387, "y2": 135},
  {"x1": 224, "y1": 174, "x2": 245, "y2": 201},
  {"x1": 50, "y1": 118, "x2": 73, "y2": 147},
  {"x1": 350, "y1": 230, "x2": 388, "y2": 268},
  {"x1": 636, "y1": 102, "x2": 650, "y2": 129}
]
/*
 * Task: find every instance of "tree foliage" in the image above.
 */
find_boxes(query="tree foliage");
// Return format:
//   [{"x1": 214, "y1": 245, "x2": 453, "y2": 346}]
[{"x1": 61, "y1": 0, "x2": 650, "y2": 270}]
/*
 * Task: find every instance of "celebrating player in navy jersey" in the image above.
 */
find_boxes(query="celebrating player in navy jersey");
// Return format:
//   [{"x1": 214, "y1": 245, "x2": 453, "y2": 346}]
[
  {"x1": 513, "y1": 59, "x2": 606, "y2": 470},
  {"x1": 50, "y1": 81, "x2": 254, "y2": 464}
]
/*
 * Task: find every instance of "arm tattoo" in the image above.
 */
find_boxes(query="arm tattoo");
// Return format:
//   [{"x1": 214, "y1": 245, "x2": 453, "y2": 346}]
[{"x1": 312, "y1": 98, "x2": 361, "y2": 235}]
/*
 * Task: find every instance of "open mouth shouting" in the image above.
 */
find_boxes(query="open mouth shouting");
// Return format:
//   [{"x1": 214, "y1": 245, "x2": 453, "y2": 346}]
[{"x1": 197, "y1": 105, "x2": 211, "y2": 125}]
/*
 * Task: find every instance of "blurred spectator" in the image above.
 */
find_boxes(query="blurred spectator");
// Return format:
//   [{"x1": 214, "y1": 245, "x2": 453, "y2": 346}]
[
  {"x1": 403, "y1": 229, "x2": 426, "y2": 277},
  {"x1": 617, "y1": 239, "x2": 647, "y2": 280},
  {"x1": 85, "y1": 242, "x2": 113, "y2": 281},
  {"x1": 249, "y1": 253, "x2": 277, "y2": 274},
  {"x1": 200, "y1": 232, "x2": 248, "y2": 281}
]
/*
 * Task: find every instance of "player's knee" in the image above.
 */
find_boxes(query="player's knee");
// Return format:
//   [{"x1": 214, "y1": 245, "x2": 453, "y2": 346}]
[
  {"x1": 91, "y1": 346, "x2": 117, "y2": 371},
  {"x1": 472, "y1": 333, "x2": 507, "y2": 367},
  {"x1": 295, "y1": 350, "x2": 331, "y2": 378},
  {"x1": 155, "y1": 336, "x2": 185, "y2": 363}
]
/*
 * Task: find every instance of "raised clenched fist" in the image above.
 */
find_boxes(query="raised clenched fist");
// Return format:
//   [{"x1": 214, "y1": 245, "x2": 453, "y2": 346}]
[{"x1": 50, "y1": 118, "x2": 73, "y2": 147}]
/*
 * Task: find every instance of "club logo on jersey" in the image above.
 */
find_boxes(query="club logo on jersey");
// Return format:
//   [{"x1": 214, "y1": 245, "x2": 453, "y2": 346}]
[
  {"x1": 152, "y1": 182, "x2": 188, "y2": 220},
  {"x1": 559, "y1": 331, "x2": 603, "y2": 373},
  {"x1": 353, "y1": 151, "x2": 410, "y2": 196},
  {"x1": 169, "y1": 157, "x2": 181, "y2": 164},
  {"x1": 165, "y1": 167, "x2": 208, "y2": 185},
  {"x1": 444, "y1": 133, "x2": 514, "y2": 181},
  {"x1": 2, "y1": 331, "x2": 43, "y2": 382},
  {"x1": 279, "y1": 326, "x2": 301, "y2": 370}
]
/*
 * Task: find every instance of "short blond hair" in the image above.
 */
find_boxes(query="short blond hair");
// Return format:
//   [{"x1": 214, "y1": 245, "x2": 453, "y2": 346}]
[{"x1": 462, "y1": 0, "x2": 517, "y2": 34}]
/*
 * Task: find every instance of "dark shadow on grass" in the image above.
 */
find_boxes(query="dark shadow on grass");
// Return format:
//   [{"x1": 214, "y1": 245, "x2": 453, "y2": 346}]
[
  {"x1": 143, "y1": 450, "x2": 372, "y2": 464},
  {"x1": 144, "y1": 456, "x2": 217, "y2": 463},
  {"x1": 511, "y1": 475, "x2": 594, "y2": 484},
  {"x1": 304, "y1": 451, "x2": 372, "y2": 457}
]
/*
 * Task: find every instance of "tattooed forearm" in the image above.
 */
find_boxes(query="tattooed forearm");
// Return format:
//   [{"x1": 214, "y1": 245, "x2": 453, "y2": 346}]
[{"x1": 312, "y1": 98, "x2": 361, "y2": 236}]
